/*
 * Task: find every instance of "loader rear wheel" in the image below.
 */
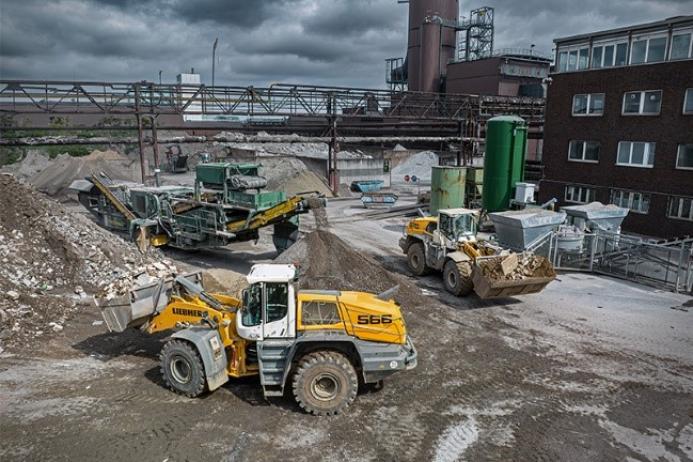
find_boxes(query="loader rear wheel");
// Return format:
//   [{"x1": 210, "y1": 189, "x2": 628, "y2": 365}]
[
  {"x1": 160, "y1": 340, "x2": 206, "y2": 398},
  {"x1": 407, "y1": 242, "x2": 431, "y2": 276},
  {"x1": 292, "y1": 351, "x2": 358, "y2": 416},
  {"x1": 443, "y1": 259, "x2": 474, "y2": 297}
]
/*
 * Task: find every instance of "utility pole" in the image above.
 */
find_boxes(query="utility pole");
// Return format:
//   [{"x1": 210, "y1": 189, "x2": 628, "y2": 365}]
[
  {"x1": 134, "y1": 83, "x2": 146, "y2": 184},
  {"x1": 212, "y1": 37, "x2": 219, "y2": 87}
]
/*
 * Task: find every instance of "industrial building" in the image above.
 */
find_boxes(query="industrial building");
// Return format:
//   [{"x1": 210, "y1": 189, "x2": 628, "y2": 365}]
[{"x1": 539, "y1": 16, "x2": 693, "y2": 238}]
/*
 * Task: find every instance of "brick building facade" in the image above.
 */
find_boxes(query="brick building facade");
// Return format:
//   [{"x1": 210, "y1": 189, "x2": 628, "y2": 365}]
[{"x1": 540, "y1": 16, "x2": 693, "y2": 238}]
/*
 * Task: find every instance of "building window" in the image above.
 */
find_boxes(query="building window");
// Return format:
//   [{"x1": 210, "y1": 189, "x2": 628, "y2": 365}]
[
  {"x1": 622, "y1": 90, "x2": 662, "y2": 115},
  {"x1": 572, "y1": 93, "x2": 605, "y2": 116},
  {"x1": 677, "y1": 144, "x2": 693, "y2": 170},
  {"x1": 610, "y1": 189, "x2": 651, "y2": 214},
  {"x1": 617, "y1": 141, "x2": 655, "y2": 168},
  {"x1": 591, "y1": 41, "x2": 628, "y2": 68},
  {"x1": 667, "y1": 196, "x2": 693, "y2": 222},
  {"x1": 569, "y1": 140, "x2": 600, "y2": 163},
  {"x1": 630, "y1": 35, "x2": 667, "y2": 64},
  {"x1": 685, "y1": 89, "x2": 693, "y2": 114},
  {"x1": 558, "y1": 45, "x2": 589, "y2": 72},
  {"x1": 565, "y1": 185, "x2": 596, "y2": 204},
  {"x1": 670, "y1": 30, "x2": 693, "y2": 60}
]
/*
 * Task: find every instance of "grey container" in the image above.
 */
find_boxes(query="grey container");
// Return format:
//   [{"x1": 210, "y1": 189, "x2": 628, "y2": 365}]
[
  {"x1": 561, "y1": 202, "x2": 629, "y2": 232},
  {"x1": 489, "y1": 209, "x2": 567, "y2": 250}
]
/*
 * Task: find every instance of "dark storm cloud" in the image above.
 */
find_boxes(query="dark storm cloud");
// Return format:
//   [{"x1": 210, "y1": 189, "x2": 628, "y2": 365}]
[{"x1": 1, "y1": 0, "x2": 691, "y2": 87}]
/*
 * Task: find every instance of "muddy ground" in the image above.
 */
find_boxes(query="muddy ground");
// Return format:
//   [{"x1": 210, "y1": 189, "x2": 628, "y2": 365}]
[{"x1": 1, "y1": 198, "x2": 692, "y2": 462}]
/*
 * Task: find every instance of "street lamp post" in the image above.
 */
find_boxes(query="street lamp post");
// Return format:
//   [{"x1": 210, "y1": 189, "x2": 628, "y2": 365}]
[{"x1": 212, "y1": 38, "x2": 219, "y2": 87}]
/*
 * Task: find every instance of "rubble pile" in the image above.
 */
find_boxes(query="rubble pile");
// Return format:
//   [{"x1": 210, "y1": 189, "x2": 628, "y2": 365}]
[
  {"x1": 276, "y1": 230, "x2": 425, "y2": 307},
  {"x1": 0, "y1": 174, "x2": 166, "y2": 349},
  {"x1": 478, "y1": 253, "x2": 554, "y2": 281},
  {"x1": 2, "y1": 150, "x2": 140, "y2": 198}
]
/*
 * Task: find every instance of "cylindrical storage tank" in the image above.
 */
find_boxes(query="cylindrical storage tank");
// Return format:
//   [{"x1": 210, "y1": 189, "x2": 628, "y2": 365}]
[
  {"x1": 482, "y1": 116, "x2": 528, "y2": 213},
  {"x1": 407, "y1": 0, "x2": 459, "y2": 92},
  {"x1": 430, "y1": 166, "x2": 466, "y2": 214}
]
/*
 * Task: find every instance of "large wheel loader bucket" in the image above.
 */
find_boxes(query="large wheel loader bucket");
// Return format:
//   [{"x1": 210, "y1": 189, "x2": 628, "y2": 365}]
[
  {"x1": 95, "y1": 272, "x2": 203, "y2": 332},
  {"x1": 472, "y1": 255, "x2": 556, "y2": 299}
]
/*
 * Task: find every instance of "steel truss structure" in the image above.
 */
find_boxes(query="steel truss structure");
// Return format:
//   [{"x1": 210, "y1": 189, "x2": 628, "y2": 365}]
[{"x1": 0, "y1": 80, "x2": 544, "y2": 124}]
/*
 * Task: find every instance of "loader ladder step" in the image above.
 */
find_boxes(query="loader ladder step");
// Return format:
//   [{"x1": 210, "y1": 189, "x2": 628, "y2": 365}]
[{"x1": 257, "y1": 340, "x2": 293, "y2": 391}]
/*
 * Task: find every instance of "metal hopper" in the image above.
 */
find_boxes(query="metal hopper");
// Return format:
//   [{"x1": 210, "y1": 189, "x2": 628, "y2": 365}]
[
  {"x1": 561, "y1": 202, "x2": 629, "y2": 232},
  {"x1": 489, "y1": 209, "x2": 566, "y2": 251}
]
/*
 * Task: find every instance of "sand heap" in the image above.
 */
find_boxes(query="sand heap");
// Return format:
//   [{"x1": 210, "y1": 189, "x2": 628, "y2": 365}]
[
  {"x1": 0, "y1": 174, "x2": 168, "y2": 349},
  {"x1": 276, "y1": 230, "x2": 423, "y2": 307},
  {"x1": 5, "y1": 150, "x2": 140, "y2": 198},
  {"x1": 391, "y1": 151, "x2": 438, "y2": 183},
  {"x1": 260, "y1": 157, "x2": 333, "y2": 197}
]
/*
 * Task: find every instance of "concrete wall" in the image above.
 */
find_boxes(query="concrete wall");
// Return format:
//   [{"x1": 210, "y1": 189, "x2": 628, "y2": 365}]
[
  {"x1": 336, "y1": 158, "x2": 390, "y2": 187},
  {"x1": 540, "y1": 59, "x2": 693, "y2": 238}
]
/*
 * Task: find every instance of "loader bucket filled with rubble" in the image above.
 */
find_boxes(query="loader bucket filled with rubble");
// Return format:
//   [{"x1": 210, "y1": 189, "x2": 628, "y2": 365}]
[{"x1": 472, "y1": 253, "x2": 556, "y2": 299}]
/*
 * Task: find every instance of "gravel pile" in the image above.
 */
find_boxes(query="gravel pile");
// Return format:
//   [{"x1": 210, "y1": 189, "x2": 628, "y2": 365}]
[
  {"x1": 276, "y1": 230, "x2": 425, "y2": 308},
  {"x1": 391, "y1": 151, "x2": 438, "y2": 183},
  {"x1": 0, "y1": 174, "x2": 169, "y2": 350}
]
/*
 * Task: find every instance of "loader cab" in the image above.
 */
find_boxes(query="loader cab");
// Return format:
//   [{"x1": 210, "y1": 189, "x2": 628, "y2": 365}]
[
  {"x1": 436, "y1": 209, "x2": 478, "y2": 246},
  {"x1": 236, "y1": 264, "x2": 297, "y2": 341}
]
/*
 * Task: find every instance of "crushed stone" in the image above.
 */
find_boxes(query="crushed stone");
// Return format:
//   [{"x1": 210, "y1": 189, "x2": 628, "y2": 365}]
[{"x1": 0, "y1": 174, "x2": 167, "y2": 349}]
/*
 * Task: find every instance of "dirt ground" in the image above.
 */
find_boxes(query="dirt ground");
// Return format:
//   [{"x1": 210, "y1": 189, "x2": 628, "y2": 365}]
[{"x1": 1, "y1": 197, "x2": 692, "y2": 462}]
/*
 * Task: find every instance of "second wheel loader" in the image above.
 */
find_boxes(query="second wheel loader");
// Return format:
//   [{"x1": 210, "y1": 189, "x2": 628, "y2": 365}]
[{"x1": 399, "y1": 208, "x2": 555, "y2": 299}]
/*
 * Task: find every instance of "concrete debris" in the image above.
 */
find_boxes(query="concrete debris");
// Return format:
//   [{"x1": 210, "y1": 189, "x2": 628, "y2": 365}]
[
  {"x1": 6, "y1": 290, "x2": 20, "y2": 301},
  {"x1": 97, "y1": 260, "x2": 178, "y2": 300},
  {"x1": 479, "y1": 253, "x2": 552, "y2": 280},
  {"x1": 0, "y1": 174, "x2": 166, "y2": 349}
]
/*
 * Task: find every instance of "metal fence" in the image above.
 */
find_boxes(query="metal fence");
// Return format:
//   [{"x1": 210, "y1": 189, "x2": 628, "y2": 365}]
[{"x1": 541, "y1": 229, "x2": 693, "y2": 294}]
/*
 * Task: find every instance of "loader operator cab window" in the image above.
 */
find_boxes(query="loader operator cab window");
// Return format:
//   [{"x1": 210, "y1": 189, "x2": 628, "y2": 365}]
[
  {"x1": 242, "y1": 283, "x2": 263, "y2": 327},
  {"x1": 439, "y1": 213, "x2": 476, "y2": 242},
  {"x1": 265, "y1": 283, "x2": 288, "y2": 323},
  {"x1": 439, "y1": 213, "x2": 455, "y2": 241},
  {"x1": 454, "y1": 214, "x2": 475, "y2": 240},
  {"x1": 241, "y1": 282, "x2": 288, "y2": 327}
]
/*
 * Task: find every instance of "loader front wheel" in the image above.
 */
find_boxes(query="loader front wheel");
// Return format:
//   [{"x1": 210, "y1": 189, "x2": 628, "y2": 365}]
[
  {"x1": 443, "y1": 260, "x2": 474, "y2": 297},
  {"x1": 292, "y1": 351, "x2": 358, "y2": 416},
  {"x1": 407, "y1": 242, "x2": 431, "y2": 276},
  {"x1": 160, "y1": 340, "x2": 206, "y2": 398}
]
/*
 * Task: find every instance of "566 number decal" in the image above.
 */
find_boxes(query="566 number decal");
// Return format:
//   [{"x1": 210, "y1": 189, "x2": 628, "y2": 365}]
[{"x1": 357, "y1": 314, "x2": 393, "y2": 325}]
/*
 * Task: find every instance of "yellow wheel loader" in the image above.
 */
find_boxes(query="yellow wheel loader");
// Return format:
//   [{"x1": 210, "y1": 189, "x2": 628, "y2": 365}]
[
  {"x1": 97, "y1": 264, "x2": 416, "y2": 416},
  {"x1": 399, "y1": 209, "x2": 555, "y2": 299}
]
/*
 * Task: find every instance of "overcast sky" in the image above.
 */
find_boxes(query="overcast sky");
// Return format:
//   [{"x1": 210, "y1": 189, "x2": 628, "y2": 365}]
[{"x1": 1, "y1": 0, "x2": 691, "y2": 88}]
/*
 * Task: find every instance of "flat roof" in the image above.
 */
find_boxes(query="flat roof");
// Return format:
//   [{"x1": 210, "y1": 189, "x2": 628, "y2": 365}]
[{"x1": 555, "y1": 15, "x2": 693, "y2": 44}]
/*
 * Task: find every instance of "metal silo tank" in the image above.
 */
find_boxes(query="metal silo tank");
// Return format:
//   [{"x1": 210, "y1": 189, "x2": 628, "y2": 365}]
[
  {"x1": 482, "y1": 116, "x2": 528, "y2": 213},
  {"x1": 430, "y1": 166, "x2": 466, "y2": 214}
]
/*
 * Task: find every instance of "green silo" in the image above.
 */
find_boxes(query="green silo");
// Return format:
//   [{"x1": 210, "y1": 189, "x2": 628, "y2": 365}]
[
  {"x1": 482, "y1": 115, "x2": 527, "y2": 212},
  {"x1": 430, "y1": 166, "x2": 466, "y2": 214}
]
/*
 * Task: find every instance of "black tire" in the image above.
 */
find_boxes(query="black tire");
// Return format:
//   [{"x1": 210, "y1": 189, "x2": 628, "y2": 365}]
[
  {"x1": 292, "y1": 351, "x2": 358, "y2": 416},
  {"x1": 443, "y1": 259, "x2": 474, "y2": 296},
  {"x1": 407, "y1": 242, "x2": 431, "y2": 276},
  {"x1": 159, "y1": 339, "x2": 206, "y2": 398}
]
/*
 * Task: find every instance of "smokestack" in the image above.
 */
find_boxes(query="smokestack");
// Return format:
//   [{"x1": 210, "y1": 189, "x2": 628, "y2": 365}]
[{"x1": 406, "y1": 0, "x2": 459, "y2": 93}]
